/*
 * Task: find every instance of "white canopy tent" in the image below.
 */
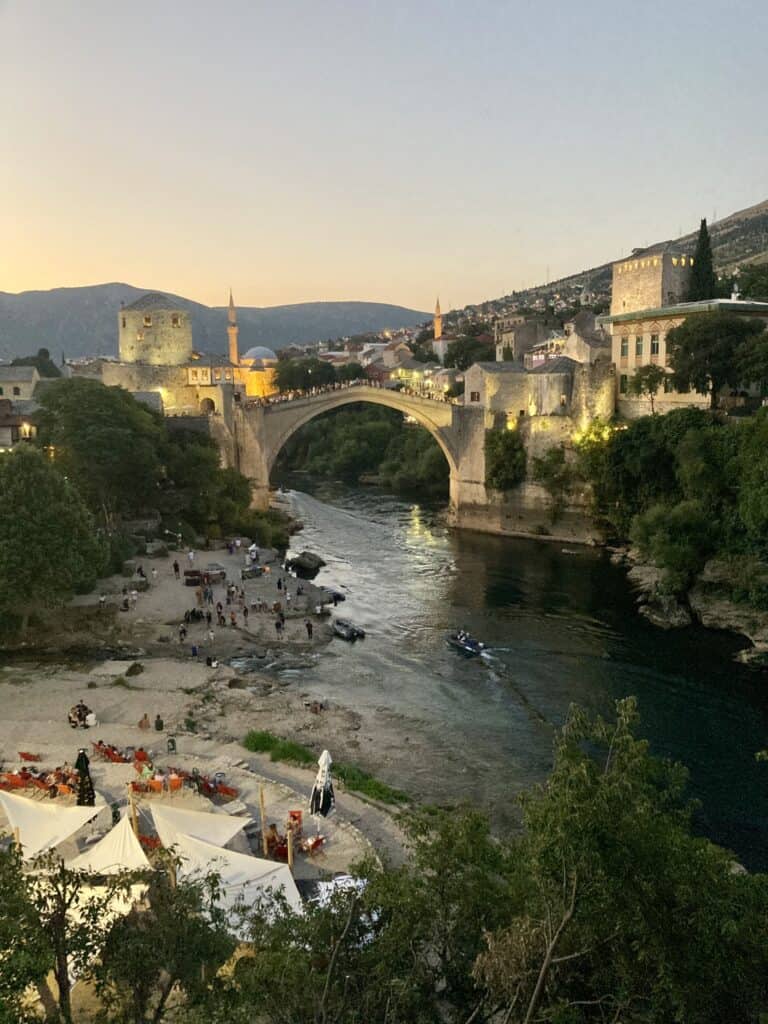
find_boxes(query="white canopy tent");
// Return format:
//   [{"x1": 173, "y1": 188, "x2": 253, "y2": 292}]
[
  {"x1": 150, "y1": 804, "x2": 251, "y2": 849},
  {"x1": 0, "y1": 791, "x2": 101, "y2": 860},
  {"x1": 169, "y1": 830, "x2": 302, "y2": 931},
  {"x1": 66, "y1": 814, "x2": 151, "y2": 874}
]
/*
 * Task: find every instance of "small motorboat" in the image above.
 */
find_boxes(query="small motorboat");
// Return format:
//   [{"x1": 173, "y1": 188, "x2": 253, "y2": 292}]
[
  {"x1": 333, "y1": 618, "x2": 366, "y2": 642},
  {"x1": 447, "y1": 630, "x2": 485, "y2": 656}
]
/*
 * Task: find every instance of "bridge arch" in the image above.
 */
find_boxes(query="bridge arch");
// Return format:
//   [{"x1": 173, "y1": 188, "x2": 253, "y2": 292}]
[{"x1": 262, "y1": 388, "x2": 459, "y2": 480}]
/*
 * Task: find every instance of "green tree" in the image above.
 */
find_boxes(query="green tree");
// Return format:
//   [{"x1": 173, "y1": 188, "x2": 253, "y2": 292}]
[
  {"x1": 626, "y1": 362, "x2": 667, "y2": 413},
  {"x1": 206, "y1": 808, "x2": 513, "y2": 1024},
  {"x1": 532, "y1": 445, "x2": 573, "y2": 522},
  {"x1": 335, "y1": 361, "x2": 366, "y2": 382},
  {"x1": 274, "y1": 358, "x2": 336, "y2": 392},
  {"x1": 687, "y1": 218, "x2": 717, "y2": 300},
  {"x1": 94, "y1": 864, "x2": 234, "y2": 1024},
  {"x1": 485, "y1": 429, "x2": 526, "y2": 491},
  {"x1": 0, "y1": 848, "x2": 51, "y2": 1024},
  {"x1": 0, "y1": 447, "x2": 106, "y2": 631},
  {"x1": 737, "y1": 410, "x2": 768, "y2": 551},
  {"x1": 736, "y1": 328, "x2": 768, "y2": 394},
  {"x1": 11, "y1": 347, "x2": 61, "y2": 378},
  {"x1": 738, "y1": 263, "x2": 768, "y2": 300},
  {"x1": 0, "y1": 852, "x2": 137, "y2": 1024},
  {"x1": 444, "y1": 336, "x2": 495, "y2": 371},
  {"x1": 631, "y1": 498, "x2": 715, "y2": 591},
  {"x1": 666, "y1": 311, "x2": 764, "y2": 409},
  {"x1": 35, "y1": 378, "x2": 163, "y2": 522},
  {"x1": 475, "y1": 698, "x2": 768, "y2": 1023}
]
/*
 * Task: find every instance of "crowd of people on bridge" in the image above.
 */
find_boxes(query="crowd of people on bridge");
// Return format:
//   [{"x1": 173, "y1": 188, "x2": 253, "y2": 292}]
[{"x1": 246, "y1": 376, "x2": 456, "y2": 408}]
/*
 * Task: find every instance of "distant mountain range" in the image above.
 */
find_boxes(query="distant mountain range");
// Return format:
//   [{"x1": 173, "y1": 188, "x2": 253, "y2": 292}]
[
  {"x1": 476, "y1": 197, "x2": 768, "y2": 310},
  {"x1": 0, "y1": 284, "x2": 429, "y2": 362}
]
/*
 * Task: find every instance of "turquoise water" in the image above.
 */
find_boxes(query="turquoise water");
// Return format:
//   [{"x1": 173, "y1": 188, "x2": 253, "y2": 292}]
[{"x1": 280, "y1": 480, "x2": 768, "y2": 870}]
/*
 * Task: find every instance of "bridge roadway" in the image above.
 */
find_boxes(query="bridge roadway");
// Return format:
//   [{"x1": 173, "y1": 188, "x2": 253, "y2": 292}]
[{"x1": 235, "y1": 381, "x2": 481, "y2": 511}]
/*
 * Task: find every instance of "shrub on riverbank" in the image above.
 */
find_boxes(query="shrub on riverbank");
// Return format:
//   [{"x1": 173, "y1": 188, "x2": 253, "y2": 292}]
[
  {"x1": 576, "y1": 408, "x2": 768, "y2": 601},
  {"x1": 485, "y1": 428, "x2": 526, "y2": 491},
  {"x1": 243, "y1": 730, "x2": 316, "y2": 765},
  {"x1": 242, "y1": 729, "x2": 408, "y2": 804}
]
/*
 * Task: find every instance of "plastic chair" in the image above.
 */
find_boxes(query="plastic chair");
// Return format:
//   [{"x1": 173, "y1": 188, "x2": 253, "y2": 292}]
[{"x1": 147, "y1": 779, "x2": 163, "y2": 794}]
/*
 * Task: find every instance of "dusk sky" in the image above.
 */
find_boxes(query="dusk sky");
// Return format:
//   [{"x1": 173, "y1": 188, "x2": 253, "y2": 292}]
[{"x1": 2, "y1": 0, "x2": 766, "y2": 311}]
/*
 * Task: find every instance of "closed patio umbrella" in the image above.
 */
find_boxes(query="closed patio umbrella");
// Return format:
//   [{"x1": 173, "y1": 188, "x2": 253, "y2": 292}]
[{"x1": 309, "y1": 749, "x2": 335, "y2": 818}]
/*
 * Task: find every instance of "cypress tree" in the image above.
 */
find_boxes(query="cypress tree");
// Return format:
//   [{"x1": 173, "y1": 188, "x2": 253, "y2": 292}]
[{"x1": 687, "y1": 218, "x2": 717, "y2": 300}]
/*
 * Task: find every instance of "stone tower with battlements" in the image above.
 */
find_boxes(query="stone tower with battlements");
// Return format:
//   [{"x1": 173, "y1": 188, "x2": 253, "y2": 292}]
[
  {"x1": 610, "y1": 250, "x2": 692, "y2": 316},
  {"x1": 118, "y1": 293, "x2": 192, "y2": 366}
]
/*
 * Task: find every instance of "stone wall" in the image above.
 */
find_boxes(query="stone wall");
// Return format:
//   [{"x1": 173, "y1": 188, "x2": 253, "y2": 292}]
[{"x1": 450, "y1": 482, "x2": 601, "y2": 544}]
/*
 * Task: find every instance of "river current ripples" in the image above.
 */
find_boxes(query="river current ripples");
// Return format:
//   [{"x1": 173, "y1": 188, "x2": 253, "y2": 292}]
[{"x1": 276, "y1": 480, "x2": 768, "y2": 871}]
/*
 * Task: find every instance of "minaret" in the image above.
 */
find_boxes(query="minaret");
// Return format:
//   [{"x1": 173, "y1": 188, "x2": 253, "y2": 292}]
[
  {"x1": 434, "y1": 297, "x2": 442, "y2": 341},
  {"x1": 227, "y1": 288, "x2": 239, "y2": 366}
]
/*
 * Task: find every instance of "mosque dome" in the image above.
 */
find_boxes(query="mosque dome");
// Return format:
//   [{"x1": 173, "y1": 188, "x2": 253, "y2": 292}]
[{"x1": 242, "y1": 346, "x2": 278, "y2": 366}]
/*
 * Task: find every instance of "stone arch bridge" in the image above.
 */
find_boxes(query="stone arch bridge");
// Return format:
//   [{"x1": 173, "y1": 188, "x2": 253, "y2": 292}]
[{"x1": 233, "y1": 384, "x2": 487, "y2": 515}]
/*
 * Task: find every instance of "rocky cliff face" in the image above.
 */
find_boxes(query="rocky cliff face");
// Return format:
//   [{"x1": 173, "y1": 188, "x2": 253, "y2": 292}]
[{"x1": 618, "y1": 550, "x2": 768, "y2": 665}]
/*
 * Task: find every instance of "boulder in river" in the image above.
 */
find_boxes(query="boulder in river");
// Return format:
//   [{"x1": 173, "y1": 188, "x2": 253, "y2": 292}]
[{"x1": 287, "y1": 550, "x2": 326, "y2": 578}]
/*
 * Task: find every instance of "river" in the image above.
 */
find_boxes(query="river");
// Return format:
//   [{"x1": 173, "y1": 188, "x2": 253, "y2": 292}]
[{"x1": 276, "y1": 479, "x2": 768, "y2": 871}]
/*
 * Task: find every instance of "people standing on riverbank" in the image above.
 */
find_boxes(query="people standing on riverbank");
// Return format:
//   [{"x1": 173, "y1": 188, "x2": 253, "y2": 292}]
[
  {"x1": 305, "y1": 619, "x2": 313, "y2": 639},
  {"x1": 173, "y1": 560, "x2": 180, "y2": 579}
]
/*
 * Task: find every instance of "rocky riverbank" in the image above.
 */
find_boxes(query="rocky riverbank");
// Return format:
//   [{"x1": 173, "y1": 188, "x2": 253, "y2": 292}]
[{"x1": 612, "y1": 547, "x2": 768, "y2": 666}]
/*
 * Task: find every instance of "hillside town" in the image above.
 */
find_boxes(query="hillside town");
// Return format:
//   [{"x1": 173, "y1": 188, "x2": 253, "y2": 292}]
[{"x1": 4, "y1": 218, "x2": 768, "y2": 460}]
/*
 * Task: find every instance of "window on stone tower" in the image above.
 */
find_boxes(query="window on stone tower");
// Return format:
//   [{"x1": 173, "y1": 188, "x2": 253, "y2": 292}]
[
  {"x1": 651, "y1": 334, "x2": 660, "y2": 356},
  {"x1": 635, "y1": 336, "x2": 643, "y2": 357},
  {"x1": 620, "y1": 336, "x2": 628, "y2": 357},
  {"x1": 12, "y1": 387, "x2": 20, "y2": 396},
  {"x1": 143, "y1": 315, "x2": 152, "y2": 328},
  {"x1": 171, "y1": 314, "x2": 180, "y2": 327},
  {"x1": 121, "y1": 316, "x2": 126, "y2": 328},
  {"x1": 619, "y1": 374, "x2": 628, "y2": 394},
  {"x1": 0, "y1": 387, "x2": 4, "y2": 396},
  {"x1": 469, "y1": 391, "x2": 480, "y2": 403}
]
